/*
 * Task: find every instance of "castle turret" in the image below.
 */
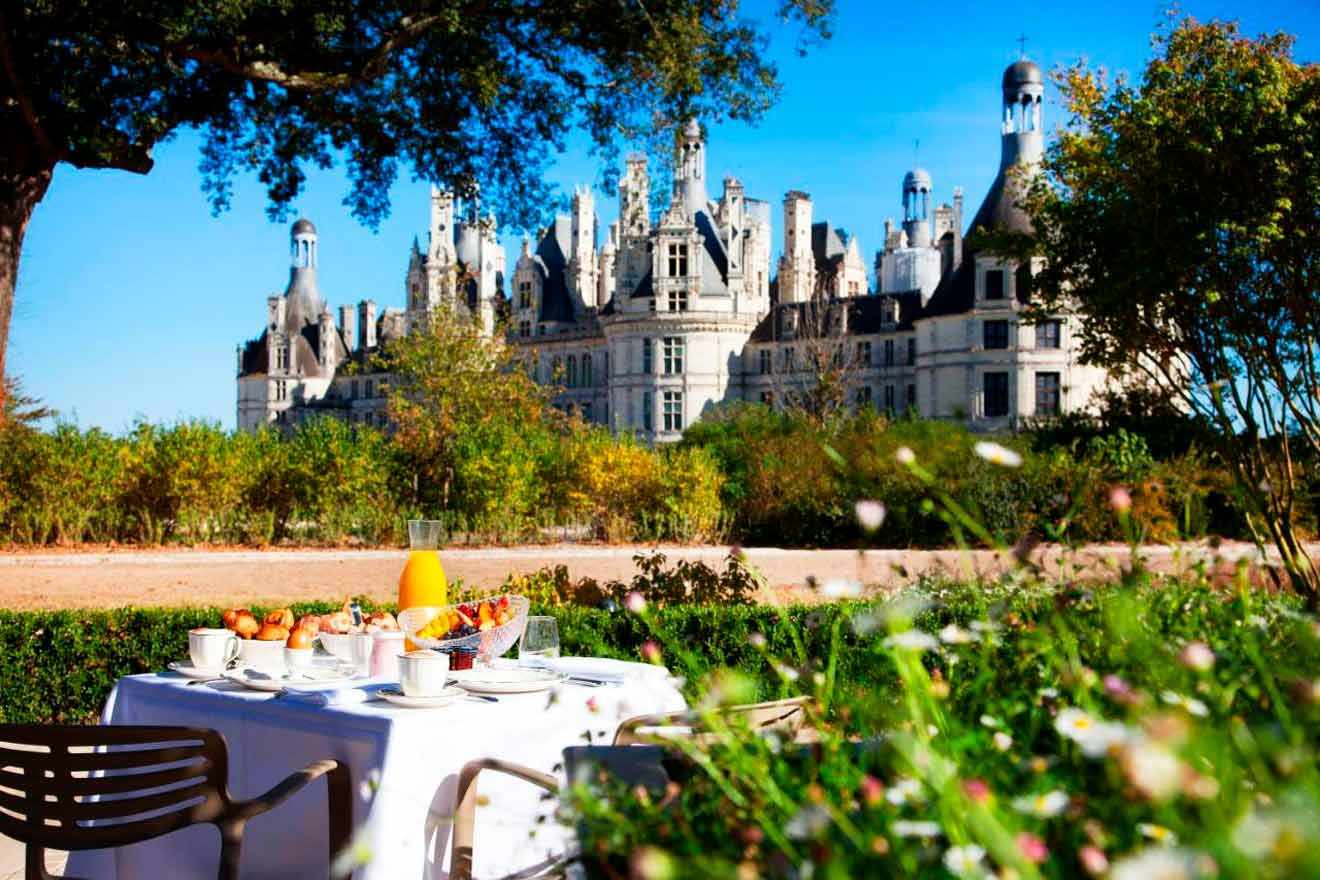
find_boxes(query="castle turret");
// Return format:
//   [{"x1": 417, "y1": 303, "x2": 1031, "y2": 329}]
[
  {"x1": 672, "y1": 119, "x2": 707, "y2": 216},
  {"x1": 902, "y1": 168, "x2": 933, "y2": 248},
  {"x1": 965, "y1": 57, "x2": 1045, "y2": 238},
  {"x1": 778, "y1": 190, "x2": 815, "y2": 304}
]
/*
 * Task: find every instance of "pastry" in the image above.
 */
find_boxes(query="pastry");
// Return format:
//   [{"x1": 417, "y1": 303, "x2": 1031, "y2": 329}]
[
  {"x1": 264, "y1": 608, "x2": 294, "y2": 629},
  {"x1": 294, "y1": 614, "x2": 321, "y2": 636},
  {"x1": 286, "y1": 628, "x2": 314, "y2": 650},
  {"x1": 255, "y1": 623, "x2": 291, "y2": 642},
  {"x1": 223, "y1": 608, "x2": 260, "y2": 640}
]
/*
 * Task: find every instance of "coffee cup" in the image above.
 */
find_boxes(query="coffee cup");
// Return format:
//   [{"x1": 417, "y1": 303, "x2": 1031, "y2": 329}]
[
  {"x1": 189, "y1": 628, "x2": 240, "y2": 672},
  {"x1": 398, "y1": 650, "x2": 450, "y2": 697}
]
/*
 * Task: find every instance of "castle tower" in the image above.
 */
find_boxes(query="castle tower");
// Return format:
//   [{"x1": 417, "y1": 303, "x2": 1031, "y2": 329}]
[
  {"x1": 568, "y1": 186, "x2": 598, "y2": 313},
  {"x1": 902, "y1": 168, "x2": 933, "y2": 248},
  {"x1": 1001, "y1": 58, "x2": 1045, "y2": 167},
  {"x1": 672, "y1": 118, "x2": 708, "y2": 216},
  {"x1": 777, "y1": 190, "x2": 815, "y2": 304},
  {"x1": 619, "y1": 154, "x2": 650, "y2": 239},
  {"x1": 423, "y1": 186, "x2": 459, "y2": 318}
]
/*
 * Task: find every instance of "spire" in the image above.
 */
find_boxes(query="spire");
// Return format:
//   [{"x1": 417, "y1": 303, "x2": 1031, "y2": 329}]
[
  {"x1": 284, "y1": 218, "x2": 324, "y2": 327},
  {"x1": 672, "y1": 118, "x2": 708, "y2": 216}
]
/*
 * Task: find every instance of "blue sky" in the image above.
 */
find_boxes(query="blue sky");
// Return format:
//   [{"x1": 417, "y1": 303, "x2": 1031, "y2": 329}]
[{"x1": 14, "y1": 0, "x2": 1318, "y2": 431}]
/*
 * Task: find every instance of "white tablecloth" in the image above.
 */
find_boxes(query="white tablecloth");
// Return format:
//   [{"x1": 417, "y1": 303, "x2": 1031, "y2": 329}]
[{"x1": 65, "y1": 659, "x2": 685, "y2": 880}]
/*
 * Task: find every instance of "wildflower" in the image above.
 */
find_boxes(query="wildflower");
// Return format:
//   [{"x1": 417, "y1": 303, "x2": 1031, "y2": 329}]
[
  {"x1": 860, "y1": 775, "x2": 885, "y2": 807},
  {"x1": 939, "y1": 624, "x2": 978, "y2": 644},
  {"x1": 993, "y1": 731, "x2": 1014, "y2": 752},
  {"x1": 1177, "y1": 642, "x2": 1215, "y2": 672},
  {"x1": 883, "y1": 630, "x2": 939, "y2": 652},
  {"x1": 1012, "y1": 790, "x2": 1069, "y2": 818},
  {"x1": 1016, "y1": 832, "x2": 1048, "y2": 863},
  {"x1": 1182, "y1": 772, "x2": 1219, "y2": 800},
  {"x1": 1233, "y1": 806, "x2": 1310, "y2": 861},
  {"x1": 870, "y1": 836, "x2": 890, "y2": 855},
  {"x1": 1109, "y1": 486, "x2": 1132, "y2": 513},
  {"x1": 885, "y1": 776, "x2": 924, "y2": 806},
  {"x1": 942, "y1": 844, "x2": 986, "y2": 876},
  {"x1": 895, "y1": 446, "x2": 916, "y2": 465},
  {"x1": 974, "y1": 441, "x2": 1023, "y2": 468},
  {"x1": 1120, "y1": 740, "x2": 1184, "y2": 802},
  {"x1": 748, "y1": 632, "x2": 767, "y2": 649},
  {"x1": 630, "y1": 845, "x2": 677, "y2": 880},
  {"x1": 1103, "y1": 674, "x2": 1139, "y2": 705},
  {"x1": 641, "y1": 641, "x2": 663, "y2": 664},
  {"x1": 1039, "y1": 687, "x2": 1059, "y2": 699},
  {"x1": 625, "y1": 592, "x2": 647, "y2": 614},
  {"x1": 785, "y1": 804, "x2": 831, "y2": 840},
  {"x1": 963, "y1": 779, "x2": 990, "y2": 804},
  {"x1": 979, "y1": 714, "x2": 999, "y2": 728},
  {"x1": 1078, "y1": 845, "x2": 1109, "y2": 877},
  {"x1": 855, "y1": 500, "x2": 886, "y2": 533},
  {"x1": 892, "y1": 820, "x2": 942, "y2": 838},
  {"x1": 585, "y1": 696, "x2": 600, "y2": 714},
  {"x1": 1160, "y1": 691, "x2": 1209, "y2": 717},
  {"x1": 1055, "y1": 707, "x2": 1133, "y2": 757},
  {"x1": 1110, "y1": 848, "x2": 1204, "y2": 880},
  {"x1": 1137, "y1": 823, "x2": 1178, "y2": 845},
  {"x1": 821, "y1": 578, "x2": 864, "y2": 599}
]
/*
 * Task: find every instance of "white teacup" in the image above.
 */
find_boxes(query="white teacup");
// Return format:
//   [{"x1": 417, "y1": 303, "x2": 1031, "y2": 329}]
[
  {"x1": 285, "y1": 647, "x2": 315, "y2": 674},
  {"x1": 189, "y1": 628, "x2": 239, "y2": 672},
  {"x1": 398, "y1": 650, "x2": 450, "y2": 697}
]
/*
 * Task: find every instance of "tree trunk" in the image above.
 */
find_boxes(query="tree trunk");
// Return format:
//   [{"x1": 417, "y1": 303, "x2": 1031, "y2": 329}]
[{"x1": 0, "y1": 167, "x2": 52, "y2": 386}]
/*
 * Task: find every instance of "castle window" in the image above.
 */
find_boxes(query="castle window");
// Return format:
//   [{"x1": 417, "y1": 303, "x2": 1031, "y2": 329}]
[
  {"x1": 663, "y1": 391, "x2": 684, "y2": 432},
  {"x1": 984, "y1": 320, "x2": 1010, "y2": 350},
  {"x1": 884, "y1": 385, "x2": 895, "y2": 412},
  {"x1": 759, "y1": 349, "x2": 772, "y2": 375},
  {"x1": 519, "y1": 320, "x2": 531, "y2": 338},
  {"x1": 518, "y1": 281, "x2": 532, "y2": 310},
  {"x1": 667, "y1": 288, "x2": 689, "y2": 312},
  {"x1": 907, "y1": 338, "x2": 916, "y2": 365},
  {"x1": 884, "y1": 339, "x2": 895, "y2": 367},
  {"x1": 582, "y1": 402, "x2": 593, "y2": 422},
  {"x1": 567, "y1": 356, "x2": 577, "y2": 388},
  {"x1": 663, "y1": 337, "x2": 684, "y2": 375},
  {"x1": 351, "y1": 380, "x2": 359, "y2": 399},
  {"x1": 1036, "y1": 320, "x2": 1061, "y2": 349},
  {"x1": 985, "y1": 269, "x2": 1005, "y2": 300},
  {"x1": 642, "y1": 338, "x2": 653, "y2": 374},
  {"x1": 583, "y1": 354, "x2": 593, "y2": 387},
  {"x1": 602, "y1": 351, "x2": 609, "y2": 379},
  {"x1": 1036, "y1": 372, "x2": 1061, "y2": 416},
  {"x1": 984, "y1": 372, "x2": 1010, "y2": 418},
  {"x1": 848, "y1": 280, "x2": 861, "y2": 297},
  {"x1": 642, "y1": 391, "x2": 653, "y2": 431},
  {"x1": 856, "y1": 385, "x2": 872, "y2": 406},
  {"x1": 857, "y1": 341, "x2": 872, "y2": 366},
  {"x1": 907, "y1": 384, "x2": 917, "y2": 409},
  {"x1": 882, "y1": 299, "x2": 897, "y2": 324},
  {"x1": 364, "y1": 379, "x2": 374, "y2": 398},
  {"x1": 275, "y1": 345, "x2": 289, "y2": 371},
  {"x1": 783, "y1": 347, "x2": 795, "y2": 371},
  {"x1": 667, "y1": 243, "x2": 689, "y2": 277}
]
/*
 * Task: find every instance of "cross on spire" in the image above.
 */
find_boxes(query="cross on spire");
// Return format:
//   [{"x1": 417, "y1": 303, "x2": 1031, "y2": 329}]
[{"x1": 1016, "y1": 32, "x2": 1029, "y2": 58}]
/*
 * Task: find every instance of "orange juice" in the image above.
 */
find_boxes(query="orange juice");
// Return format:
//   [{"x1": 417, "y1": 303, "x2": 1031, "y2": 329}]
[{"x1": 399, "y1": 520, "x2": 448, "y2": 650}]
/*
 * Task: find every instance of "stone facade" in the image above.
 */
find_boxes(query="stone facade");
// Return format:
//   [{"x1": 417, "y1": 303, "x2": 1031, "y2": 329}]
[{"x1": 237, "y1": 59, "x2": 1109, "y2": 437}]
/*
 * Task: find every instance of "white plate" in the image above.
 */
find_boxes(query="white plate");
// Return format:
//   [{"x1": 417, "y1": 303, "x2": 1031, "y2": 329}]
[
  {"x1": 168, "y1": 660, "x2": 229, "y2": 680},
  {"x1": 376, "y1": 686, "x2": 465, "y2": 709},
  {"x1": 448, "y1": 667, "x2": 567, "y2": 694},
  {"x1": 222, "y1": 666, "x2": 354, "y2": 693}
]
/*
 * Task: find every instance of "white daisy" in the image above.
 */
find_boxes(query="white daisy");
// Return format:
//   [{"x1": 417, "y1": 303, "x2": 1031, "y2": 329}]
[
  {"x1": 939, "y1": 624, "x2": 978, "y2": 644},
  {"x1": 892, "y1": 820, "x2": 942, "y2": 838},
  {"x1": 883, "y1": 630, "x2": 940, "y2": 652},
  {"x1": 1160, "y1": 691, "x2": 1209, "y2": 717},
  {"x1": 1011, "y1": 790, "x2": 1069, "y2": 818},
  {"x1": 974, "y1": 441, "x2": 1023, "y2": 468},
  {"x1": 942, "y1": 844, "x2": 986, "y2": 876},
  {"x1": 885, "y1": 776, "x2": 924, "y2": 806},
  {"x1": 895, "y1": 446, "x2": 916, "y2": 465},
  {"x1": 1137, "y1": 823, "x2": 1178, "y2": 845},
  {"x1": 855, "y1": 500, "x2": 886, "y2": 532},
  {"x1": 993, "y1": 731, "x2": 1014, "y2": 752},
  {"x1": 1055, "y1": 707, "x2": 1133, "y2": 758}
]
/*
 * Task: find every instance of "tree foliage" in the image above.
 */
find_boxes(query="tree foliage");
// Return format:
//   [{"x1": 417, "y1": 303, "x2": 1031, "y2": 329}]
[{"x1": 1020, "y1": 16, "x2": 1320, "y2": 601}]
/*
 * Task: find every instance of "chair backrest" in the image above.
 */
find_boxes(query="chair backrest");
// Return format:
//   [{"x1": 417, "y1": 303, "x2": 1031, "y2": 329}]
[
  {"x1": 0, "y1": 725, "x2": 230, "y2": 851},
  {"x1": 613, "y1": 696, "x2": 812, "y2": 747}
]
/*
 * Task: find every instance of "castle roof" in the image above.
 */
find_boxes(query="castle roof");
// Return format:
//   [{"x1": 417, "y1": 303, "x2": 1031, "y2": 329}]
[{"x1": 748, "y1": 291, "x2": 922, "y2": 343}]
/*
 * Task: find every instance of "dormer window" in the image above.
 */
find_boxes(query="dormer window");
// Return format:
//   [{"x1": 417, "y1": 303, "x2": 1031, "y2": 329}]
[
  {"x1": 667, "y1": 289, "x2": 688, "y2": 312},
  {"x1": 666, "y1": 243, "x2": 689, "y2": 277},
  {"x1": 985, "y1": 269, "x2": 1005, "y2": 300},
  {"x1": 518, "y1": 281, "x2": 532, "y2": 310},
  {"x1": 881, "y1": 298, "x2": 898, "y2": 325}
]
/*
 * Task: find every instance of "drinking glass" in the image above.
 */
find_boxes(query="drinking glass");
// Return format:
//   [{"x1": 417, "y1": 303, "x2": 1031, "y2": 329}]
[
  {"x1": 345, "y1": 633, "x2": 375, "y2": 678},
  {"x1": 519, "y1": 616, "x2": 560, "y2": 661}
]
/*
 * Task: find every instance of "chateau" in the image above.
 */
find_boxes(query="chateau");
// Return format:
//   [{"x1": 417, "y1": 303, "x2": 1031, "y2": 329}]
[{"x1": 237, "y1": 58, "x2": 1107, "y2": 437}]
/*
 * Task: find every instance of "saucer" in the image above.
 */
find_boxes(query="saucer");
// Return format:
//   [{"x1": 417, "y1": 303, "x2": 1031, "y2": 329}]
[
  {"x1": 376, "y1": 686, "x2": 464, "y2": 709},
  {"x1": 168, "y1": 660, "x2": 228, "y2": 680}
]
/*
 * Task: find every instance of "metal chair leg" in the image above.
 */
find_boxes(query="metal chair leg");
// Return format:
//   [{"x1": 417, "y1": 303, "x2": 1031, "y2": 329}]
[{"x1": 217, "y1": 820, "x2": 245, "y2": 880}]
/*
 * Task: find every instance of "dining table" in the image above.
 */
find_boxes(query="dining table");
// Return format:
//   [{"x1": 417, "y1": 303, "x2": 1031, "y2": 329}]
[{"x1": 65, "y1": 656, "x2": 686, "y2": 880}]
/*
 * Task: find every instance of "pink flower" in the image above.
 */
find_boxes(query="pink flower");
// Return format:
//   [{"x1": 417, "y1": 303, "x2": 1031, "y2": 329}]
[
  {"x1": 963, "y1": 778, "x2": 991, "y2": 804},
  {"x1": 1017, "y1": 832, "x2": 1048, "y2": 863},
  {"x1": 1178, "y1": 642, "x2": 1215, "y2": 672},
  {"x1": 860, "y1": 775, "x2": 885, "y2": 806},
  {"x1": 586, "y1": 696, "x2": 600, "y2": 714},
  {"x1": 641, "y1": 640, "x2": 663, "y2": 664},
  {"x1": 1109, "y1": 486, "x2": 1132, "y2": 513},
  {"x1": 625, "y1": 592, "x2": 647, "y2": 614},
  {"x1": 1079, "y1": 845, "x2": 1109, "y2": 877},
  {"x1": 1103, "y1": 674, "x2": 1139, "y2": 705}
]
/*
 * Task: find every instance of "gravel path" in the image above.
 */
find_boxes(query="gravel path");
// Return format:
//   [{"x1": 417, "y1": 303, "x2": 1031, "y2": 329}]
[{"x1": 0, "y1": 540, "x2": 1299, "y2": 610}]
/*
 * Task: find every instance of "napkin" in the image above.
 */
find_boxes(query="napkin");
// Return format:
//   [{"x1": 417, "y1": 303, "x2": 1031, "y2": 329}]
[{"x1": 278, "y1": 681, "x2": 393, "y2": 707}]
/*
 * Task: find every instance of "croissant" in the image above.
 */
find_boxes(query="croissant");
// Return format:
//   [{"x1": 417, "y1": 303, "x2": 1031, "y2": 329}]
[
  {"x1": 320, "y1": 610, "x2": 355, "y2": 635},
  {"x1": 264, "y1": 608, "x2": 294, "y2": 629},
  {"x1": 255, "y1": 623, "x2": 291, "y2": 642}
]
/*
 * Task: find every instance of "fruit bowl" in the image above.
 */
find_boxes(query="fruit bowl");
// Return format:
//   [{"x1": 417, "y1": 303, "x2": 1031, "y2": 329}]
[{"x1": 398, "y1": 595, "x2": 530, "y2": 659}]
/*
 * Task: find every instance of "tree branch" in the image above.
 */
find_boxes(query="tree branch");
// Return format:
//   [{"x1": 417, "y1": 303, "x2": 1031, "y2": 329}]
[{"x1": 0, "y1": 12, "x2": 59, "y2": 165}]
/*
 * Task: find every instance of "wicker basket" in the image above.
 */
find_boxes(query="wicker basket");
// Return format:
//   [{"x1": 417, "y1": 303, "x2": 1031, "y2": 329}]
[{"x1": 397, "y1": 596, "x2": 530, "y2": 659}]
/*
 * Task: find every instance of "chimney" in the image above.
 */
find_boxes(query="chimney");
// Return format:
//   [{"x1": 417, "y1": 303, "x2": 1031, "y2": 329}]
[
  {"x1": 339, "y1": 304, "x2": 357, "y2": 354},
  {"x1": 358, "y1": 299, "x2": 378, "y2": 350}
]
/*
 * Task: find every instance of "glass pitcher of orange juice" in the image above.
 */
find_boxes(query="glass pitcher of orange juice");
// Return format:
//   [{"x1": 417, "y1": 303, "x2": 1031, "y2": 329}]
[{"x1": 399, "y1": 520, "x2": 448, "y2": 650}]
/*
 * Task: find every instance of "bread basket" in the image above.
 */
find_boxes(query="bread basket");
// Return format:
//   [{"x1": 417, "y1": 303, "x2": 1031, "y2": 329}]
[{"x1": 397, "y1": 595, "x2": 531, "y2": 659}]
